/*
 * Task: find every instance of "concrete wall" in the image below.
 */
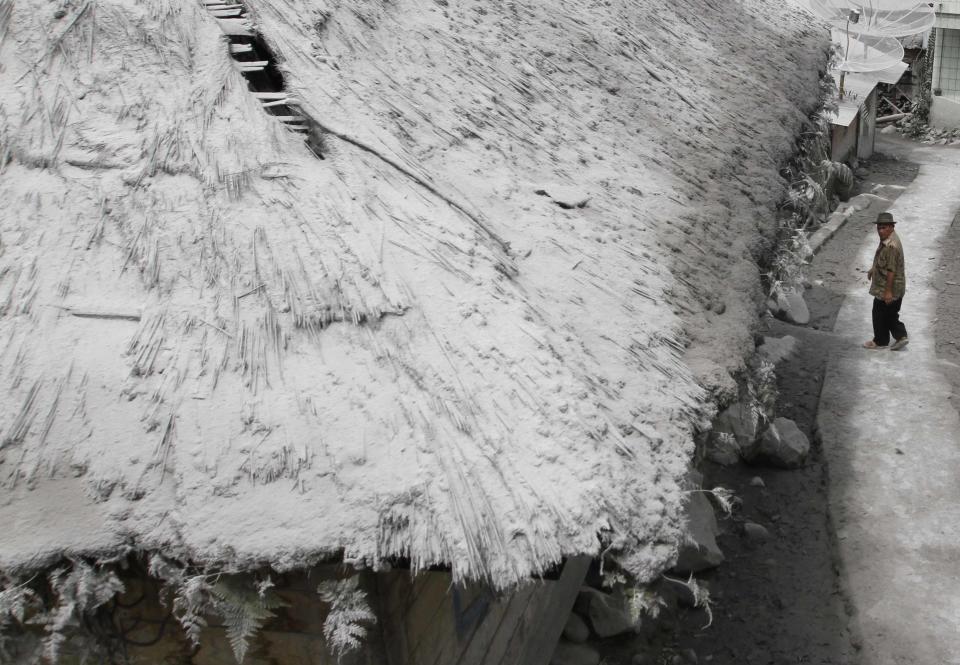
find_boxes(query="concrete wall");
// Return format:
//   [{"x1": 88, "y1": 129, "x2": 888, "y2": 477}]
[
  {"x1": 832, "y1": 117, "x2": 859, "y2": 165},
  {"x1": 934, "y1": 27, "x2": 960, "y2": 98},
  {"x1": 931, "y1": 94, "x2": 960, "y2": 128}
]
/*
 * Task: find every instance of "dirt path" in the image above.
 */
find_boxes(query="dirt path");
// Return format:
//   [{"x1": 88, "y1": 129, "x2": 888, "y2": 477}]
[
  {"x1": 582, "y1": 137, "x2": 960, "y2": 665},
  {"x1": 815, "y1": 136, "x2": 960, "y2": 665},
  {"x1": 668, "y1": 153, "x2": 920, "y2": 664},
  {"x1": 934, "y1": 210, "x2": 960, "y2": 412},
  {"x1": 605, "y1": 152, "x2": 921, "y2": 665}
]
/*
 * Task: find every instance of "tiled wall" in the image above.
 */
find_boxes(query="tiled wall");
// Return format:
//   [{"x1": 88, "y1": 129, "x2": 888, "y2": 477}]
[
  {"x1": 938, "y1": 28, "x2": 960, "y2": 98},
  {"x1": 939, "y1": 1, "x2": 960, "y2": 16}
]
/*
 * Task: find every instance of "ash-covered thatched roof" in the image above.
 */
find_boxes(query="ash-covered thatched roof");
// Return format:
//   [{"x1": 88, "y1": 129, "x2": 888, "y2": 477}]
[{"x1": 0, "y1": 0, "x2": 824, "y2": 588}]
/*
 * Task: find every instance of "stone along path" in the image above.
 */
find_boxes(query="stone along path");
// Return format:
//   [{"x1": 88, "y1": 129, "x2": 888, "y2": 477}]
[{"x1": 817, "y1": 137, "x2": 960, "y2": 665}]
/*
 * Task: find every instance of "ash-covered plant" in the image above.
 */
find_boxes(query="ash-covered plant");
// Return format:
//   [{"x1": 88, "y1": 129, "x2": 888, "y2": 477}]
[
  {"x1": 686, "y1": 485, "x2": 739, "y2": 517},
  {"x1": 766, "y1": 226, "x2": 813, "y2": 302},
  {"x1": 213, "y1": 576, "x2": 287, "y2": 663},
  {"x1": 770, "y1": 56, "x2": 848, "y2": 300},
  {"x1": 745, "y1": 360, "x2": 778, "y2": 428},
  {"x1": 37, "y1": 559, "x2": 125, "y2": 662},
  {"x1": 150, "y1": 555, "x2": 286, "y2": 663},
  {"x1": 594, "y1": 569, "x2": 652, "y2": 631},
  {"x1": 149, "y1": 553, "x2": 210, "y2": 648},
  {"x1": 905, "y1": 28, "x2": 934, "y2": 134},
  {"x1": 0, "y1": 574, "x2": 41, "y2": 661},
  {"x1": 623, "y1": 586, "x2": 667, "y2": 624},
  {"x1": 662, "y1": 573, "x2": 714, "y2": 629},
  {"x1": 317, "y1": 576, "x2": 377, "y2": 660},
  {"x1": 602, "y1": 569, "x2": 715, "y2": 631}
]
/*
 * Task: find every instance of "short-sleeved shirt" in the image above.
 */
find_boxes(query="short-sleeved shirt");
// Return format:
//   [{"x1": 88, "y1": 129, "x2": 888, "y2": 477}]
[{"x1": 869, "y1": 230, "x2": 906, "y2": 300}]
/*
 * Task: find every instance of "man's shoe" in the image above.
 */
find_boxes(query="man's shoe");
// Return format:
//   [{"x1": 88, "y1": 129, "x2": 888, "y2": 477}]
[
  {"x1": 863, "y1": 340, "x2": 888, "y2": 349},
  {"x1": 891, "y1": 336, "x2": 909, "y2": 351}
]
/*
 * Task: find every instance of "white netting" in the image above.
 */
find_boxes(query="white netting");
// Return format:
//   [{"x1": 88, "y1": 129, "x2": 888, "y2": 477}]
[
  {"x1": 831, "y1": 28, "x2": 906, "y2": 72},
  {"x1": 797, "y1": 0, "x2": 935, "y2": 37}
]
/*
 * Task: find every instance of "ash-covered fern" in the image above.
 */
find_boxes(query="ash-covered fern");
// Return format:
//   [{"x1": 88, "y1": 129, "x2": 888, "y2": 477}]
[
  {"x1": 149, "y1": 553, "x2": 212, "y2": 648},
  {"x1": 176, "y1": 574, "x2": 213, "y2": 648},
  {"x1": 149, "y1": 556, "x2": 289, "y2": 663},
  {"x1": 0, "y1": 575, "x2": 39, "y2": 661},
  {"x1": 623, "y1": 586, "x2": 666, "y2": 624},
  {"x1": 662, "y1": 573, "x2": 713, "y2": 629},
  {"x1": 0, "y1": 576, "x2": 38, "y2": 624},
  {"x1": 41, "y1": 560, "x2": 124, "y2": 662},
  {"x1": 212, "y1": 577, "x2": 287, "y2": 664},
  {"x1": 317, "y1": 576, "x2": 377, "y2": 660}
]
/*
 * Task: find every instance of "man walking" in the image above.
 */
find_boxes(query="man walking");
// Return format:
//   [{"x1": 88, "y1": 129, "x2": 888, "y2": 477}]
[{"x1": 864, "y1": 211, "x2": 908, "y2": 350}]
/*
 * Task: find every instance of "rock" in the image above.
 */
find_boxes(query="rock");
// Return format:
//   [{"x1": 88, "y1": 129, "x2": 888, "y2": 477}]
[
  {"x1": 746, "y1": 648, "x2": 769, "y2": 664},
  {"x1": 562, "y1": 612, "x2": 590, "y2": 644},
  {"x1": 706, "y1": 401, "x2": 759, "y2": 465},
  {"x1": 770, "y1": 287, "x2": 810, "y2": 325},
  {"x1": 574, "y1": 587, "x2": 635, "y2": 638},
  {"x1": 847, "y1": 192, "x2": 890, "y2": 213},
  {"x1": 757, "y1": 335, "x2": 797, "y2": 366},
  {"x1": 854, "y1": 167, "x2": 870, "y2": 178},
  {"x1": 536, "y1": 184, "x2": 590, "y2": 209},
  {"x1": 881, "y1": 124, "x2": 897, "y2": 134},
  {"x1": 673, "y1": 491, "x2": 724, "y2": 574},
  {"x1": 550, "y1": 641, "x2": 600, "y2": 665},
  {"x1": 680, "y1": 648, "x2": 699, "y2": 664},
  {"x1": 749, "y1": 476, "x2": 765, "y2": 487},
  {"x1": 743, "y1": 522, "x2": 770, "y2": 542},
  {"x1": 742, "y1": 417, "x2": 810, "y2": 468}
]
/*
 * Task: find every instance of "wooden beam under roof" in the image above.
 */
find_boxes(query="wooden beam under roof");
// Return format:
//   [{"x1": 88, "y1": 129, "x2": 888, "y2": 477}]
[
  {"x1": 216, "y1": 18, "x2": 253, "y2": 36},
  {"x1": 237, "y1": 61, "x2": 268, "y2": 72},
  {"x1": 260, "y1": 98, "x2": 300, "y2": 108}
]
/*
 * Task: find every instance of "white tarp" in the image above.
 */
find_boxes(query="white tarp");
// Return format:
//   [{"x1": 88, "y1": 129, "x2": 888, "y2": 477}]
[
  {"x1": 832, "y1": 28, "x2": 905, "y2": 72},
  {"x1": 796, "y1": 0, "x2": 936, "y2": 37},
  {"x1": 873, "y1": 60, "x2": 909, "y2": 84}
]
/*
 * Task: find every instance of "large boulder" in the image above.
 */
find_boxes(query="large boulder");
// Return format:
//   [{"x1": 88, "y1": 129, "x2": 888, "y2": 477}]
[
  {"x1": 768, "y1": 287, "x2": 810, "y2": 325},
  {"x1": 550, "y1": 641, "x2": 600, "y2": 665},
  {"x1": 742, "y1": 417, "x2": 810, "y2": 468},
  {"x1": 705, "y1": 401, "x2": 759, "y2": 465},
  {"x1": 757, "y1": 335, "x2": 798, "y2": 366},
  {"x1": 574, "y1": 587, "x2": 635, "y2": 638},
  {"x1": 743, "y1": 521, "x2": 771, "y2": 543},
  {"x1": 562, "y1": 613, "x2": 590, "y2": 644},
  {"x1": 673, "y1": 489, "x2": 725, "y2": 574}
]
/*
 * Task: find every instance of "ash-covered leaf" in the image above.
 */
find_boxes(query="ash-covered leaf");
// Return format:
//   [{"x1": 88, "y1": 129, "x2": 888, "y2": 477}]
[{"x1": 317, "y1": 576, "x2": 377, "y2": 660}]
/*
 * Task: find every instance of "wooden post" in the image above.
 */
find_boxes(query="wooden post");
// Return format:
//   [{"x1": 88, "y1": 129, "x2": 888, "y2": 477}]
[{"x1": 514, "y1": 556, "x2": 592, "y2": 665}]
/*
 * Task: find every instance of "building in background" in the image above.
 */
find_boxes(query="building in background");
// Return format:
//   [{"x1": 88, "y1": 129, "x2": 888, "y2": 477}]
[
  {"x1": 829, "y1": 63, "x2": 908, "y2": 163},
  {"x1": 932, "y1": 1, "x2": 960, "y2": 126}
]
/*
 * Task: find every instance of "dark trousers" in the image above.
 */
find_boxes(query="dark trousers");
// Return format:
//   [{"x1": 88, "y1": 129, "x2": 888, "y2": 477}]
[{"x1": 872, "y1": 297, "x2": 907, "y2": 346}]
